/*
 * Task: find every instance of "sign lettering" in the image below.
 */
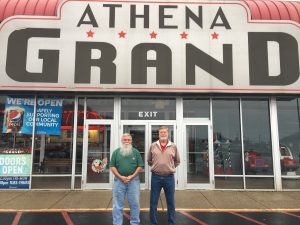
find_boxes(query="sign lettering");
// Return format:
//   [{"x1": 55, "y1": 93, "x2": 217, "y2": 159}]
[{"x1": 0, "y1": 1, "x2": 299, "y2": 93}]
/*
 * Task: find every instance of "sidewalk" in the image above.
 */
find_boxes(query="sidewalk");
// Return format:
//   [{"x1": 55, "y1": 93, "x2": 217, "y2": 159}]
[{"x1": 0, "y1": 190, "x2": 300, "y2": 211}]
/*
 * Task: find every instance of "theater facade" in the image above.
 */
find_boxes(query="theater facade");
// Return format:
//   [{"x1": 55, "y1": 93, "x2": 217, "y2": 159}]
[{"x1": 0, "y1": 0, "x2": 300, "y2": 191}]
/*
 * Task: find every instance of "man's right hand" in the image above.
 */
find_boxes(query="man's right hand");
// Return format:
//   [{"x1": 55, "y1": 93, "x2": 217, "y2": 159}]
[{"x1": 121, "y1": 176, "x2": 129, "y2": 184}]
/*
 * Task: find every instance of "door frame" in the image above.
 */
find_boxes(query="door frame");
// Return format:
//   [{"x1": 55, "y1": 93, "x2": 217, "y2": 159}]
[
  {"x1": 82, "y1": 119, "x2": 114, "y2": 189},
  {"x1": 183, "y1": 120, "x2": 214, "y2": 189},
  {"x1": 120, "y1": 120, "x2": 177, "y2": 189}
]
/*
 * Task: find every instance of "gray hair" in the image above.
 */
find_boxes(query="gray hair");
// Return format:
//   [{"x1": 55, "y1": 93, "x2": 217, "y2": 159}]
[
  {"x1": 121, "y1": 133, "x2": 132, "y2": 140},
  {"x1": 159, "y1": 126, "x2": 169, "y2": 131}
]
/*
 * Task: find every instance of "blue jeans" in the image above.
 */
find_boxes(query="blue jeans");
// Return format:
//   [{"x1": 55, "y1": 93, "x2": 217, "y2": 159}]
[
  {"x1": 150, "y1": 173, "x2": 175, "y2": 225},
  {"x1": 112, "y1": 176, "x2": 140, "y2": 225}
]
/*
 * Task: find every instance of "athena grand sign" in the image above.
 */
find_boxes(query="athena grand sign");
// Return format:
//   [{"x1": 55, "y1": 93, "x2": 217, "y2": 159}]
[{"x1": 0, "y1": 0, "x2": 299, "y2": 93}]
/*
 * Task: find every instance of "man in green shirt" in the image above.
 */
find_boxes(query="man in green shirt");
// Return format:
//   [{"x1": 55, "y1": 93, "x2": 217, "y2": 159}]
[{"x1": 110, "y1": 133, "x2": 144, "y2": 225}]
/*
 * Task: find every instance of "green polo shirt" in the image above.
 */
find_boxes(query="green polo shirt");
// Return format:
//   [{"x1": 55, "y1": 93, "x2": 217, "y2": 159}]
[{"x1": 109, "y1": 148, "x2": 144, "y2": 176}]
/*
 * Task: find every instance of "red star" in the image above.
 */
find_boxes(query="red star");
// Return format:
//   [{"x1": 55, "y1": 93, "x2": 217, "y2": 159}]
[
  {"x1": 86, "y1": 30, "x2": 94, "y2": 38},
  {"x1": 180, "y1": 32, "x2": 188, "y2": 39},
  {"x1": 211, "y1": 32, "x2": 219, "y2": 39},
  {"x1": 150, "y1": 31, "x2": 157, "y2": 39},
  {"x1": 118, "y1": 31, "x2": 126, "y2": 38}
]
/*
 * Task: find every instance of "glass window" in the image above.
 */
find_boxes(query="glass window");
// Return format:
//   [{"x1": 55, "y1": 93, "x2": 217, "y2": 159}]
[
  {"x1": 212, "y1": 99, "x2": 242, "y2": 176},
  {"x1": 86, "y1": 125, "x2": 110, "y2": 184},
  {"x1": 121, "y1": 98, "x2": 176, "y2": 120},
  {"x1": 245, "y1": 177, "x2": 274, "y2": 189},
  {"x1": 124, "y1": 125, "x2": 146, "y2": 183},
  {"x1": 186, "y1": 125, "x2": 210, "y2": 183},
  {"x1": 277, "y1": 97, "x2": 300, "y2": 189},
  {"x1": 215, "y1": 177, "x2": 244, "y2": 189},
  {"x1": 0, "y1": 95, "x2": 33, "y2": 189},
  {"x1": 242, "y1": 99, "x2": 273, "y2": 177},
  {"x1": 31, "y1": 176, "x2": 71, "y2": 189},
  {"x1": 76, "y1": 98, "x2": 84, "y2": 176},
  {"x1": 183, "y1": 98, "x2": 210, "y2": 118},
  {"x1": 86, "y1": 97, "x2": 114, "y2": 119},
  {"x1": 32, "y1": 97, "x2": 74, "y2": 178}
]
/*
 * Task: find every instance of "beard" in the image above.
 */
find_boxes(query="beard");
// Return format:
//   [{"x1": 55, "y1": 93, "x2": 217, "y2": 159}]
[
  {"x1": 120, "y1": 144, "x2": 133, "y2": 156},
  {"x1": 159, "y1": 136, "x2": 168, "y2": 142}
]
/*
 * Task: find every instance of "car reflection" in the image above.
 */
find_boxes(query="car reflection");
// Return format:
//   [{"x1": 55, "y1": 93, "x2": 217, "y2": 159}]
[
  {"x1": 244, "y1": 150, "x2": 269, "y2": 174},
  {"x1": 280, "y1": 144, "x2": 299, "y2": 176}
]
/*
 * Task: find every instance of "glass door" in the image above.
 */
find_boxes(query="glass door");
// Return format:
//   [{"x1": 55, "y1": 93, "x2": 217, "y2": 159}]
[
  {"x1": 82, "y1": 120, "x2": 113, "y2": 189},
  {"x1": 123, "y1": 123, "x2": 148, "y2": 189},
  {"x1": 121, "y1": 122, "x2": 176, "y2": 189},
  {"x1": 184, "y1": 122, "x2": 214, "y2": 189}
]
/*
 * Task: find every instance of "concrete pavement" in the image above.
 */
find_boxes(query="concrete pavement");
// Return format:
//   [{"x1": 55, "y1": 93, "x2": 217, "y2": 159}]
[{"x1": 0, "y1": 190, "x2": 300, "y2": 211}]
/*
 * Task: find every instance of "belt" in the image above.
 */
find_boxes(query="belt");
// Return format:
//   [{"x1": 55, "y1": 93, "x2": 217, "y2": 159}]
[{"x1": 152, "y1": 172, "x2": 174, "y2": 177}]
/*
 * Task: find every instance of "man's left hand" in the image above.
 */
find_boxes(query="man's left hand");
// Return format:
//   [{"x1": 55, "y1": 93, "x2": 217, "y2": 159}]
[{"x1": 126, "y1": 175, "x2": 134, "y2": 182}]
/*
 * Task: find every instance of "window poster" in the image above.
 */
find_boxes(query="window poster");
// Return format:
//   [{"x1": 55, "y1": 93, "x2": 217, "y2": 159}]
[
  {"x1": 3, "y1": 97, "x2": 63, "y2": 135},
  {"x1": 0, "y1": 177, "x2": 30, "y2": 189},
  {"x1": 0, "y1": 148, "x2": 31, "y2": 189}
]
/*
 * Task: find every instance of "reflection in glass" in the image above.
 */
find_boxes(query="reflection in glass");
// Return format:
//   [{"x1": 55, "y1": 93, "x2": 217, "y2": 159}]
[
  {"x1": 86, "y1": 125, "x2": 110, "y2": 183},
  {"x1": 123, "y1": 125, "x2": 146, "y2": 183},
  {"x1": 31, "y1": 176, "x2": 71, "y2": 189},
  {"x1": 212, "y1": 99, "x2": 242, "y2": 176},
  {"x1": 215, "y1": 177, "x2": 244, "y2": 189},
  {"x1": 277, "y1": 97, "x2": 300, "y2": 189},
  {"x1": 242, "y1": 99, "x2": 273, "y2": 176},
  {"x1": 32, "y1": 97, "x2": 74, "y2": 176},
  {"x1": 186, "y1": 125, "x2": 209, "y2": 183},
  {"x1": 245, "y1": 177, "x2": 274, "y2": 189},
  {"x1": 86, "y1": 97, "x2": 114, "y2": 119},
  {"x1": 282, "y1": 178, "x2": 300, "y2": 189},
  {"x1": 76, "y1": 98, "x2": 84, "y2": 174},
  {"x1": 0, "y1": 96, "x2": 33, "y2": 188},
  {"x1": 0, "y1": 96, "x2": 34, "y2": 150},
  {"x1": 183, "y1": 98, "x2": 210, "y2": 118}
]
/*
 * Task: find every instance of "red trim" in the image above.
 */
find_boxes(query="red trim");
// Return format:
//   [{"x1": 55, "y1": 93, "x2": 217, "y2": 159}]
[
  {"x1": 62, "y1": 211, "x2": 75, "y2": 225},
  {"x1": 281, "y1": 212, "x2": 300, "y2": 219},
  {"x1": 12, "y1": 211, "x2": 22, "y2": 225},
  {"x1": 248, "y1": 0, "x2": 262, "y2": 19},
  {"x1": 24, "y1": 0, "x2": 40, "y2": 16},
  {"x1": 15, "y1": 0, "x2": 30, "y2": 16},
  {"x1": 4, "y1": 85, "x2": 300, "y2": 93},
  {"x1": 0, "y1": 0, "x2": 10, "y2": 22},
  {"x1": 123, "y1": 211, "x2": 131, "y2": 220},
  {"x1": 3, "y1": 0, "x2": 19, "y2": 21},
  {"x1": 229, "y1": 212, "x2": 267, "y2": 225},
  {"x1": 34, "y1": 0, "x2": 49, "y2": 15},
  {"x1": 178, "y1": 211, "x2": 208, "y2": 225},
  {"x1": 256, "y1": 1, "x2": 270, "y2": 19},
  {"x1": 44, "y1": 0, "x2": 59, "y2": 16},
  {"x1": 285, "y1": 1, "x2": 300, "y2": 22},
  {"x1": 0, "y1": 1, "x2": 299, "y2": 29},
  {"x1": 267, "y1": 0, "x2": 282, "y2": 20},
  {"x1": 275, "y1": 1, "x2": 290, "y2": 20},
  {"x1": 0, "y1": 85, "x2": 66, "y2": 88}
]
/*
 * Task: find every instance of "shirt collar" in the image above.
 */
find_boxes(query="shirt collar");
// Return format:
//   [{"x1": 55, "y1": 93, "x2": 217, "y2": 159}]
[{"x1": 156, "y1": 140, "x2": 172, "y2": 147}]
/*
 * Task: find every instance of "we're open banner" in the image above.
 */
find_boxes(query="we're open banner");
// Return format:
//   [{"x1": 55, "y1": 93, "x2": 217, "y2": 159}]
[{"x1": 3, "y1": 97, "x2": 63, "y2": 135}]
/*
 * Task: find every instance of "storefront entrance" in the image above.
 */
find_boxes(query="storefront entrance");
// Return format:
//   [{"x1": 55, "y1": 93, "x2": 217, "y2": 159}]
[
  {"x1": 81, "y1": 119, "x2": 214, "y2": 190},
  {"x1": 82, "y1": 120, "x2": 113, "y2": 189},
  {"x1": 121, "y1": 122, "x2": 176, "y2": 189},
  {"x1": 81, "y1": 120, "x2": 178, "y2": 190}
]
